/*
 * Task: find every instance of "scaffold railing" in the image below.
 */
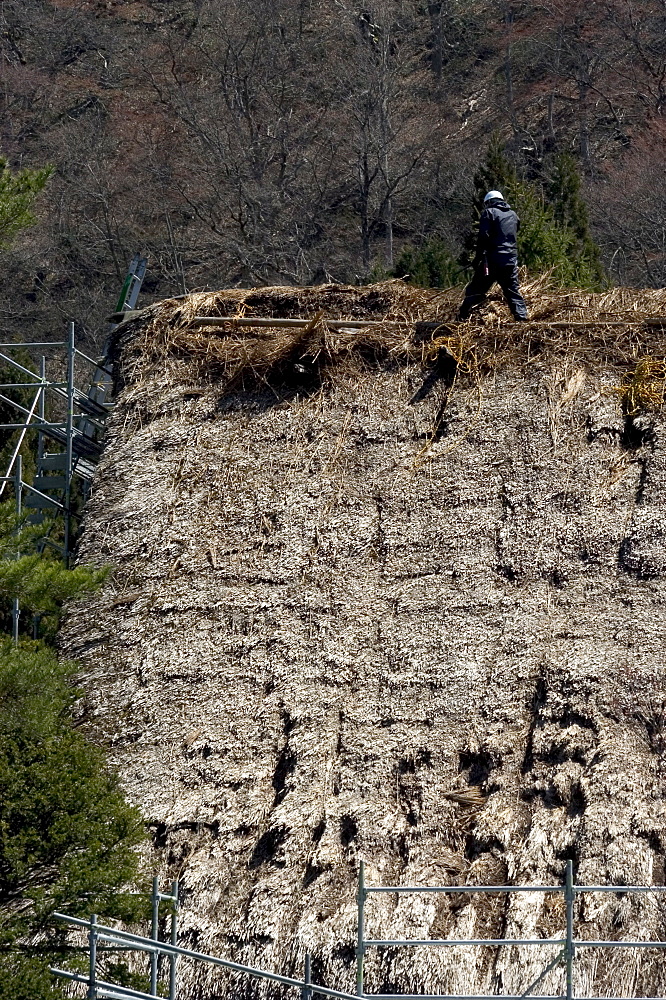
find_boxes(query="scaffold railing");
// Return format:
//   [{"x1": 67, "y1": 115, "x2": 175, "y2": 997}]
[
  {"x1": 49, "y1": 863, "x2": 666, "y2": 1000},
  {"x1": 0, "y1": 255, "x2": 146, "y2": 600},
  {"x1": 357, "y1": 860, "x2": 666, "y2": 1000},
  {"x1": 0, "y1": 322, "x2": 113, "y2": 570}
]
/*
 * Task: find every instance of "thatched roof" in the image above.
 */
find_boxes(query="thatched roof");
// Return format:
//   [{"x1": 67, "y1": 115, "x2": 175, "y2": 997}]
[{"x1": 62, "y1": 280, "x2": 666, "y2": 1000}]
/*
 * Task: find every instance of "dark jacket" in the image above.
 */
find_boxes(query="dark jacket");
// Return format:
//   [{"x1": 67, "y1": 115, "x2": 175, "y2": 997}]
[{"x1": 476, "y1": 198, "x2": 520, "y2": 267}]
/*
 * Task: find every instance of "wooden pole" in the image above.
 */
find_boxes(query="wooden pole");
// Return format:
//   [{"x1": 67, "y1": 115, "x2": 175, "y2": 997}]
[
  {"x1": 191, "y1": 315, "x2": 666, "y2": 332},
  {"x1": 191, "y1": 316, "x2": 399, "y2": 330}
]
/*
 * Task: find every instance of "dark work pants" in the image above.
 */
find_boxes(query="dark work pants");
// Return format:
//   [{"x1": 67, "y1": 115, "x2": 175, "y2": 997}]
[{"x1": 459, "y1": 263, "x2": 528, "y2": 320}]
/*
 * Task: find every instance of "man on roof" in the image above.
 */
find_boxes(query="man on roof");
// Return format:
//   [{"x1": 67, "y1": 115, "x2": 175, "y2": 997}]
[{"x1": 457, "y1": 190, "x2": 528, "y2": 322}]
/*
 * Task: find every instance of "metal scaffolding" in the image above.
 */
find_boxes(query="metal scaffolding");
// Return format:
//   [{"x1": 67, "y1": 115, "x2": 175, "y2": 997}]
[
  {"x1": 50, "y1": 864, "x2": 666, "y2": 1000},
  {"x1": 0, "y1": 254, "x2": 147, "y2": 621},
  {"x1": 0, "y1": 322, "x2": 113, "y2": 570},
  {"x1": 356, "y1": 860, "x2": 666, "y2": 1000}
]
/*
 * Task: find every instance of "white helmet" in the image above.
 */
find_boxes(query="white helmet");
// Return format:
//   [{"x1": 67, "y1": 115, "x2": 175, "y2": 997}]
[{"x1": 484, "y1": 190, "x2": 504, "y2": 202}]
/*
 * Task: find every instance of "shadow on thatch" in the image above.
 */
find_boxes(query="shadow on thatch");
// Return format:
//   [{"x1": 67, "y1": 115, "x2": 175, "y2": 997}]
[{"x1": 409, "y1": 348, "x2": 458, "y2": 405}]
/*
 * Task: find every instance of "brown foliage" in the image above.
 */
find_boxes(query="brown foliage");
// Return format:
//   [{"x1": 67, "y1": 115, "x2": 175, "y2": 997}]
[{"x1": 1, "y1": 0, "x2": 666, "y2": 346}]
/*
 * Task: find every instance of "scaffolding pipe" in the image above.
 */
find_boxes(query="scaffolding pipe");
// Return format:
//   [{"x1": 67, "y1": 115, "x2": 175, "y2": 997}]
[
  {"x1": 88, "y1": 914, "x2": 98, "y2": 1000},
  {"x1": 0, "y1": 351, "x2": 41, "y2": 380},
  {"x1": 357, "y1": 860, "x2": 365, "y2": 997},
  {"x1": 150, "y1": 876, "x2": 159, "y2": 996},
  {"x1": 11, "y1": 454, "x2": 21, "y2": 642},
  {"x1": 0, "y1": 389, "x2": 42, "y2": 419},
  {"x1": 0, "y1": 385, "x2": 43, "y2": 498},
  {"x1": 169, "y1": 880, "x2": 178, "y2": 1000},
  {"x1": 0, "y1": 341, "x2": 66, "y2": 348},
  {"x1": 53, "y1": 913, "x2": 361, "y2": 1000},
  {"x1": 0, "y1": 382, "x2": 65, "y2": 389},
  {"x1": 0, "y1": 422, "x2": 69, "y2": 429},
  {"x1": 302, "y1": 952, "x2": 312, "y2": 1000},
  {"x1": 53, "y1": 858, "x2": 666, "y2": 1000},
  {"x1": 365, "y1": 939, "x2": 566, "y2": 948},
  {"x1": 37, "y1": 355, "x2": 45, "y2": 480},
  {"x1": 565, "y1": 861, "x2": 575, "y2": 1000},
  {"x1": 63, "y1": 322, "x2": 75, "y2": 566},
  {"x1": 75, "y1": 346, "x2": 113, "y2": 374}
]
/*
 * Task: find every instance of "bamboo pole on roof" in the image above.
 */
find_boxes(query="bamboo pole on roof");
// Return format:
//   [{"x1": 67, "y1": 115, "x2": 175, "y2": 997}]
[{"x1": 189, "y1": 316, "x2": 666, "y2": 331}]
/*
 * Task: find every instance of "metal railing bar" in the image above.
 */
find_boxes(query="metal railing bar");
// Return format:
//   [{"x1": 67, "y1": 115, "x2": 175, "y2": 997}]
[
  {"x1": 519, "y1": 950, "x2": 565, "y2": 999},
  {"x1": 574, "y1": 941, "x2": 666, "y2": 949},
  {"x1": 53, "y1": 912, "x2": 94, "y2": 928},
  {"x1": 365, "y1": 887, "x2": 564, "y2": 894},
  {"x1": 97, "y1": 945, "x2": 154, "y2": 952},
  {"x1": 53, "y1": 914, "x2": 360, "y2": 1000},
  {"x1": 98, "y1": 992, "x2": 152, "y2": 1000},
  {"x1": 0, "y1": 390, "x2": 41, "y2": 419},
  {"x1": 50, "y1": 968, "x2": 155, "y2": 999},
  {"x1": 20, "y1": 481, "x2": 66, "y2": 508},
  {"x1": 366, "y1": 885, "x2": 666, "y2": 896},
  {"x1": 98, "y1": 933, "x2": 159, "y2": 951},
  {"x1": 72, "y1": 412, "x2": 106, "y2": 428},
  {"x1": 367, "y1": 995, "x2": 565, "y2": 999},
  {"x1": 0, "y1": 385, "x2": 42, "y2": 498},
  {"x1": 51, "y1": 384, "x2": 98, "y2": 405},
  {"x1": 0, "y1": 341, "x2": 66, "y2": 348},
  {"x1": 573, "y1": 886, "x2": 666, "y2": 893},
  {"x1": 0, "y1": 422, "x2": 68, "y2": 429},
  {"x1": 0, "y1": 415, "x2": 102, "y2": 429},
  {"x1": 74, "y1": 347, "x2": 113, "y2": 373},
  {"x1": 0, "y1": 477, "x2": 66, "y2": 495},
  {"x1": 365, "y1": 939, "x2": 565, "y2": 948},
  {"x1": 0, "y1": 384, "x2": 96, "y2": 409},
  {"x1": 0, "y1": 351, "x2": 40, "y2": 378},
  {"x1": 0, "y1": 382, "x2": 64, "y2": 389},
  {"x1": 565, "y1": 860, "x2": 574, "y2": 1000},
  {"x1": 365, "y1": 937, "x2": 666, "y2": 950},
  {"x1": 0, "y1": 397, "x2": 93, "y2": 423}
]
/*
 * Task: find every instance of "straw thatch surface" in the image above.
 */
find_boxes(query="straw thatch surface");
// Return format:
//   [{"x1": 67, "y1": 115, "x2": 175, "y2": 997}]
[{"x1": 61, "y1": 280, "x2": 666, "y2": 1000}]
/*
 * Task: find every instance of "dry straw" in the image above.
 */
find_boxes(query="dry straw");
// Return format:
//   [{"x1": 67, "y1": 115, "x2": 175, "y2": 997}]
[
  {"x1": 621, "y1": 356, "x2": 666, "y2": 415},
  {"x1": 114, "y1": 278, "x2": 666, "y2": 414}
]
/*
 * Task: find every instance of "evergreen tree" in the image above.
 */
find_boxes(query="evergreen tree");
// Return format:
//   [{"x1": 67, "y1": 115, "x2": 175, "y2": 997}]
[
  {"x1": 469, "y1": 133, "x2": 519, "y2": 224},
  {"x1": 0, "y1": 156, "x2": 54, "y2": 491},
  {"x1": 0, "y1": 506, "x2": 146, "y2": 1000},
  {"x1": 458, "y1": 139, "x2": 606, "y2": 290},
  {"x1": 548, "y1": 152, "x2": 605, "y2": 287},
  {"x1": 0, "y1": 158, "x2": 53, "y2": 248},
  {"x1": 393, "y1": 237, "x2": 466, "y2": 288},
  {"x1": 459, "y1": 134, "x2": 518, "y2": 269}
]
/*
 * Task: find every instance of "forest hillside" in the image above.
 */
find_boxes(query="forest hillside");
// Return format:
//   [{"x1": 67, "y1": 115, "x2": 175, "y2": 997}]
[{"x1": 1, "y1": 0, "x2": 666, "y2": 344}]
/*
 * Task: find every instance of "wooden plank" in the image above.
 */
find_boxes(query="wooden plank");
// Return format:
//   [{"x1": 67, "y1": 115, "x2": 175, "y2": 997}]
[
  {"x1": 39, "y1": 454, "x2": 68, "y2": 471},
  {"x1": 192, "y1": 316, "x2": 398, "y2": 330},
  {"x1": 530, "y1": 320, "x2": 651, "y2": 328},
  {"x1": 107, "y1": 309, "x2": 146, "y2": 324},
  {"x1": 23, "y1": 493, "x2": 62, "y2": 509},
  {"x1": 33, "y1": 476, "x2": 67, "y2": 491},
  {"x1": 192, "y1": 315, "x2": 666, "y2": 332}
]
